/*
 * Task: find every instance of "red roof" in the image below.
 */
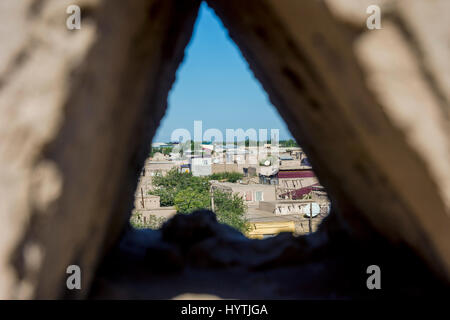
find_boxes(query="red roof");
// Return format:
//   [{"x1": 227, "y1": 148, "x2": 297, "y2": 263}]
[
  {"x1": 278, "y1": 170, "x2": 316, "y2": 179},
  {"x1": 281, "y1": 183, "x2": 320, "y2": 199}
]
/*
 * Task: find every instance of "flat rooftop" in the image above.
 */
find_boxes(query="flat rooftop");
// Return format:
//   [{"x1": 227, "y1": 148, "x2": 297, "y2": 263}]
[{"x1": 246, "y1": 207, "x2": 301, "y2": 223}]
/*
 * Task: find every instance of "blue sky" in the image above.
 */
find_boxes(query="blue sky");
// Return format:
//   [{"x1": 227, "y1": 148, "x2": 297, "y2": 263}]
[{"x1": 153, "y1": 3, "x2": 293, "y2": 143}]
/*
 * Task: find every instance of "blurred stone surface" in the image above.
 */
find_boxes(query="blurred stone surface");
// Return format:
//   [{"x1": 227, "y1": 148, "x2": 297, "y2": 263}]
[
  {"x1": 397, "y1": 0, "x2": 450, "y2": 112},
  {"x1": 207, "y1": 0, "x2": 450, "y2": 281},
  {"x1": 0, "y1": 0, "x2": 448, "y2": 298},
  {"x1": 0, "y1": 0, "x2": 201, "y2": 298},
  {"x1": 325, "y1": 0, "x2": 393, "y2": 28},
  {"x1": 89, "y1": 210, "x2": 447, "y2": 299}
]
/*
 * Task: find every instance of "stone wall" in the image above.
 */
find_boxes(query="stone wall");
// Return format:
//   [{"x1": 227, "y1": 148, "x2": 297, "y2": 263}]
[
  {"x1": 211, "y1": 163, "x2": 241, "y2": 174},
  {"x1": 0, "y1": 0, "x2": 201, "y2": 299},
  {"x1": 207, "y1": 0, "x2": 450, "y2": 280},
  {"x1": 0, "y1": 0, "x2": 448, "y2": 298}
]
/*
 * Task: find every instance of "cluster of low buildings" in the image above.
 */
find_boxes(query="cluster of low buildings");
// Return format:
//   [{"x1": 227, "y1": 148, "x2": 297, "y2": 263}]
[{"x1": 132, "y1": 142, "x2": 330, "y2": 236}]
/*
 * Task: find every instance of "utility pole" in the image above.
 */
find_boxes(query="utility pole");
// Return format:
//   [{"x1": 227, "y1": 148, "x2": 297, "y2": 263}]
[
  {"x1": 210, "y1": 184, "x2": 215, "y2": 212},
  {"x1": 309, "y1": 202, "x2": 312, "y2": 234}
]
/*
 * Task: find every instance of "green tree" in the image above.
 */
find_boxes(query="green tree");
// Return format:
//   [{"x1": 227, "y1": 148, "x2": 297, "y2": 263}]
[
  {"x1": 162, "y1": 147, "x2": 172, "y2": 155},
  {"x1": 279, "y1": 139, "x2": 298, "y2": 147},
  {"x1": 209, "y1": 172, "x2": 243, "y2": 183},
  {"x1": 149, "y1": 168, "x2": 248, "y2": 233},
  {"x1": 130, "y1": 211, "x2": 167, "y2": 229},
  {"x1": 213, "y1": 190, "x2": 249, "y2": 233},
  {"x1": 149, "y1": 168, "x2": 209, "y2": 206},
  {"x1": 150, "y1": 187, "x2": 176, "y2": 207},
  {"x1": 174, "y1": 187, "x2": 210, "y2": 213},
  {"x1": 148, "y1": 169, "x2": 182, "y2": 206}
]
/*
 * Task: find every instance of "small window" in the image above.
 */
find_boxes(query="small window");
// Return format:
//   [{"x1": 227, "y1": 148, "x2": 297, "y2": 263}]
[{"x1": 255, "y1": 191, "x2": 263, "y2": 201}]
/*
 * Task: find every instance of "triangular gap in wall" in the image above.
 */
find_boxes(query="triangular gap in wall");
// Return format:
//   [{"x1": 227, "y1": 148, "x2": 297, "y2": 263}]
[{"x1": 131, "y1": 3, "x2": 330, "y2": 237}]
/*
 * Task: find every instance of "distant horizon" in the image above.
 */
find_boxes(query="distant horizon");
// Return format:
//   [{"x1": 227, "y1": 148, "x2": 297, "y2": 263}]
[
  {"x1": 152, "y1": 139, "x2": 298, "y2": 144},
  {"x1": 152, "y1": 3, "x2": 294, "y2": 143}
]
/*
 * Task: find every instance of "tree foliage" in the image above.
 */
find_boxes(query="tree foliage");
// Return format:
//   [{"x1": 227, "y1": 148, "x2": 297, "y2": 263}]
[
  {"x1": 149, "y1": 168, "x2": 248, "y2": 232},
  {"x1": 174, "y1": 187, "x2": 210, "y2": 214},
  {"x1": 130, "y1": 212, "x2": 167, "y2": 229},
  {"x1": 150, "y1": 146, "x2": 173, "y2": 157},
  {"x1": 279, "y1": 139, "x2": 298, "y2": 147},
  {"x1": 213, "y1": 190, "x2": 249, "y2": 233},
  {"x1": 209, "y1": 172, "x2": 243, "y2": 183},
  {"x1": 149, "y1": 169, "x2": 209, "y2": 206}
]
